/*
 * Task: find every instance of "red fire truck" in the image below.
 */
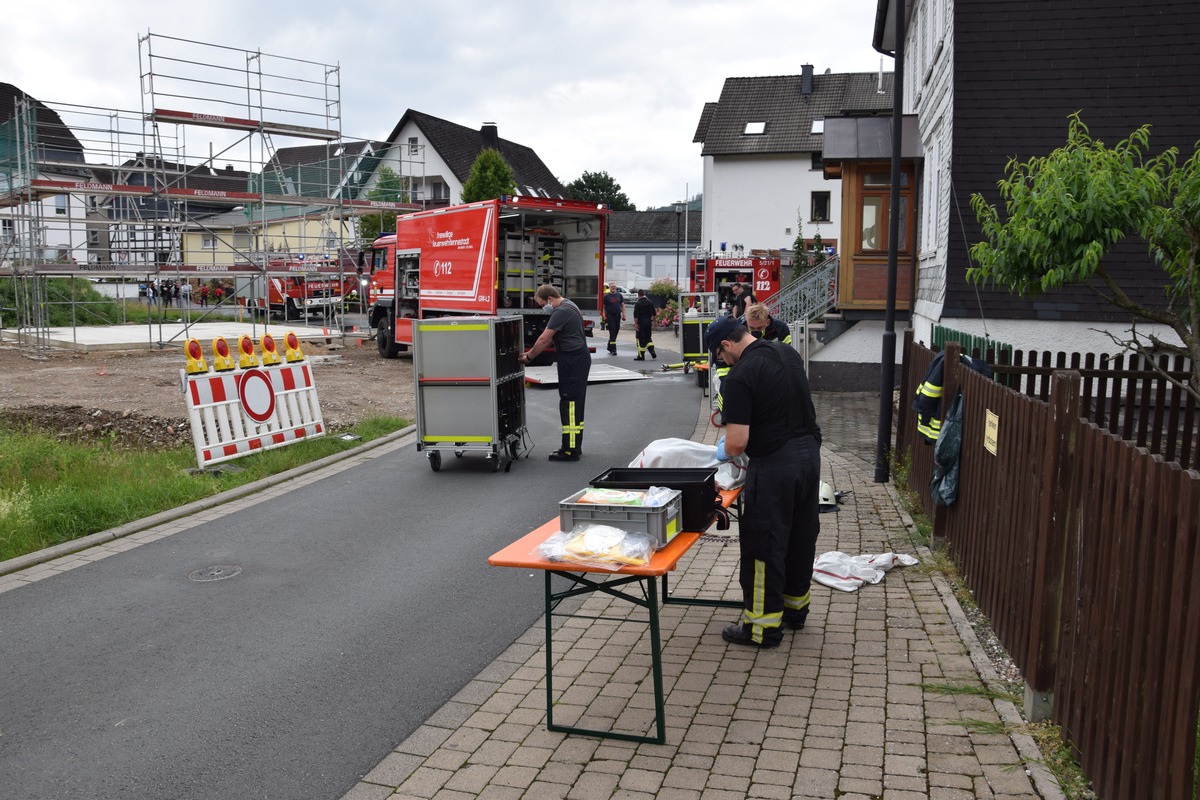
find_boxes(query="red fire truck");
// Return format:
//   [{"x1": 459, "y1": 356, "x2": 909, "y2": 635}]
[
  {"x1": 363, "y1": 196, "x2": 608, "y2": 359},
  {"x1": 690, "y1": 255, "x2": 783, "y2": 311},
  {"x1": 240, "y1": 259, "x2": 356, "y2": 320}
]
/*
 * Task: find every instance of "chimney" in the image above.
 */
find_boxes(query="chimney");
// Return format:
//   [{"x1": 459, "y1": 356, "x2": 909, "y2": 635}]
[
  {"x1": 481, "y1": 122, "x2": 499, "y2": 150},
  {"x1": 801, "y1": 64, "x2": 814, "y2": 95}
]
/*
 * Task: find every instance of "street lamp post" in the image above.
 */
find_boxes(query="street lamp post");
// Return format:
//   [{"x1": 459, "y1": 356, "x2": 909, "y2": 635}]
[{"x1": 674, "y1": 202, "x2": 683, "y2": 336}]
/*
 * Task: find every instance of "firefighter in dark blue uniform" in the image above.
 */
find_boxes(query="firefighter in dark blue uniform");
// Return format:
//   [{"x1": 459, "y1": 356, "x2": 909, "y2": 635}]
[
  {"x1": 744, "y1": 303, "x2": 792, "y2": 345},
  {"x1": 707, "y1": 314, "x2": 822, "y2": 647},
  {"x1": 602, "y1": 282, "x2": 625, "y2": 355},
  {"x1": 520, "y1": 285, "x2": 590, "y2": 461}
]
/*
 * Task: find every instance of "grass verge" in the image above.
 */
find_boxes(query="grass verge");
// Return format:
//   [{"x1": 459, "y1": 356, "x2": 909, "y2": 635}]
[{"x1": 0, "y1": 416, "x2": 408, "y2": 563}]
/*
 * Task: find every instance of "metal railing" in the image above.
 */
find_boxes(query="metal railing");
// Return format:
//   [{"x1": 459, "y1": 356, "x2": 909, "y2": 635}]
[{"x1": 759, "y1": 257, "x2": 838, "y2": 362}]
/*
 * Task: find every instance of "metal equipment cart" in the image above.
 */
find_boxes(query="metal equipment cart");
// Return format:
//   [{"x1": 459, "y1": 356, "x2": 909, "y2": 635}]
[{"x1": 413, "y1": 316, "x2": 527, "y2": 472}]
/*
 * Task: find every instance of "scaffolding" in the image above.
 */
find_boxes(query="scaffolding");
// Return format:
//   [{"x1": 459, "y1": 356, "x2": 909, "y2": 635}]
[{"x1": 0, "y1": 31, "x2": 426, "y2": 355}]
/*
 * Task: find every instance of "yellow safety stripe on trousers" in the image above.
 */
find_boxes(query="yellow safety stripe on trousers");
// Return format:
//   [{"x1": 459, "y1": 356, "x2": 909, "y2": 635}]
[
  {"x1": 916, "y1": 381, "x2": 943, "y2": 398},
  {"x1": 740, "y1": 560, "x2": 783, "y2": 643},
  {"x1": 563, "y1": 402, "x2": 582, "y2": 448},
  {"x1": 783, "y1": 591, "x2": 811, "y2": 611}
]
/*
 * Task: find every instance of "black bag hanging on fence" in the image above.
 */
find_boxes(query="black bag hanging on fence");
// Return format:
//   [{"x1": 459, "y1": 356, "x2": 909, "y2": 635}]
[{"x1": 930, "y1": 390, "x2": 964, "y2": 508}]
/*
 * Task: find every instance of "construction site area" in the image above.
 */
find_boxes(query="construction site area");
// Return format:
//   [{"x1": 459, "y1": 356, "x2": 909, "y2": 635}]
[{"x1": 0, "y1": 33, "x2": 429, "y2": 357}]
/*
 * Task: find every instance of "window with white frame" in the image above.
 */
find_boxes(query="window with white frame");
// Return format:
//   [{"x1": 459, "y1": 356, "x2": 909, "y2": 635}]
[
  {"x1": 54, "y1": 194, "x2": 67, "y2": 215},
  {"x1": 921, "y1": 135, "x2": 942, "y2": 255},
  {"x1": 201, "y1": 234, "x2": 217, "y2": 249},
  {"x1": 408, "y1": 137, "x2": 419, "y2": 155}
]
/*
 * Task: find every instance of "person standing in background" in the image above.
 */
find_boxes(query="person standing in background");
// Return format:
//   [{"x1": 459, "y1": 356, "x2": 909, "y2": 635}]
[
  {"x1": 602, "y1": 282, "x2": 625, "y2": 355},
  {"x1": 632, "y1": 289, "x2": 656, "y2": 361}
]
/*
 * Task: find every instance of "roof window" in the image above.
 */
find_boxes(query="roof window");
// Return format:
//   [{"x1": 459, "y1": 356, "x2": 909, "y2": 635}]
[
  {"x1": 811, "y1": 119, "x2": 825, "y2": 134},
  {"x1": 743, "y1": 121, "x2": 767, "y2": 135}
]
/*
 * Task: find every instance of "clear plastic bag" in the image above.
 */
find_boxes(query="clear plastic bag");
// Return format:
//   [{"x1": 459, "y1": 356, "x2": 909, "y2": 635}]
[
  {"x1": 537, "y1": 524, "x2": 654, "y2": 570},
  {"x1": 642, "y1": 486, "x2": 676, "y2": 507}
]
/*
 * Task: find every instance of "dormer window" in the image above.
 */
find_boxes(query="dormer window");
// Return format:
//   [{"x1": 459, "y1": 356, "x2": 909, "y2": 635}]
[{"x1": 743, "y1": 121, "x2": 767, "y2": 135}]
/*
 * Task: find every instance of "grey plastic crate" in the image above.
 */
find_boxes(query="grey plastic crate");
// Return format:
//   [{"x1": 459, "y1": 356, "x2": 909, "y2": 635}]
[{"x1": 558, "y1": 488, "x2": 683, "y2": 548}]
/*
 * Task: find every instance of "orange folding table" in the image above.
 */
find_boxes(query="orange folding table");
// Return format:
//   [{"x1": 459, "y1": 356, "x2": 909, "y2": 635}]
[{"x1": 488, "y1": 487, "x2": 743, "y2": 745}]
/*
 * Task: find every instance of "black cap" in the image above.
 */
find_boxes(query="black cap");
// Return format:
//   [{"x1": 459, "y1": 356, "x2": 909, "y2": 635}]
[{"x1": 705, "y1": 314, "x2": 743, "y2": 354}]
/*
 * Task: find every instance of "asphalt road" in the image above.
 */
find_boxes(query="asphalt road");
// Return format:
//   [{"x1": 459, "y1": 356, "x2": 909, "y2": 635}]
[{"x1": 0, "y1": 353, "x2": 702, "y2": 800}]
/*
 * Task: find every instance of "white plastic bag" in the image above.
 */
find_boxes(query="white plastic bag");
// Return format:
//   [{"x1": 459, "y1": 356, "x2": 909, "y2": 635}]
[
  {"x1": 811, "y1": 551, "x2": 918, "y2": 592},
  {"x1": 537, "y1": 524, "x2": 654, "y2": 570},
  {"x1": 627, "y1": 437, "x2": 748, "y2": 489}
]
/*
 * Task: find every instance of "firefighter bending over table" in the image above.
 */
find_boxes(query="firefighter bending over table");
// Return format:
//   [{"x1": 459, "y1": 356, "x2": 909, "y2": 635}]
[
  {"x1": 706, "y1": 314, "x2": 822, "y2": 648},
  {"x1": 519, "y1": 285, "x2": 591, "y2": 462}
]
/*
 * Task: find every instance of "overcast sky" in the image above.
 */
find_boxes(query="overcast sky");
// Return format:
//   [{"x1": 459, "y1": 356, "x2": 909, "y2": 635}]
[{"x1": 3, "y1": 0, "x2": 889, "y2": 209}]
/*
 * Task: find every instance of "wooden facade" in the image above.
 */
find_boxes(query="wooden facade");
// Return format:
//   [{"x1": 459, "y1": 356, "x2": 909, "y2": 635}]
[{"x1": 830, "y1": 160, "x2": 916, "y2": 312}]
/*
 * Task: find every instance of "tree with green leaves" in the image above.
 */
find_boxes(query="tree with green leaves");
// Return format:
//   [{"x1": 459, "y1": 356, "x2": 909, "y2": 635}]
[
  {"x1": 460, "y1": 148, "x2": 517, "y2": 203},
  {"x1": 970, "y1": 113, "x2": 1200, "y2": 400},
  {"x1": 790, "y1": 212, "x2": 809, "y2": 283},
  {"x1": 564, "y1": 170, "x2": 636, "y2": 211},
  {"x1": 358, "y1": 166, "x2": 408, "y2": 244}
]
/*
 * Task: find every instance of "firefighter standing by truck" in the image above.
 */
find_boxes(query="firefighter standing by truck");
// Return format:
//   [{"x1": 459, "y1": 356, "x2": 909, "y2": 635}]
[
  {"x1": 519, "y1": 285, "x2": 590, "y2": 462},
  {"x1": 602, "y1": 282, "x2": 625, "y2": 355},
  {"x1": 706, "y1": 314, "x2": 822, "y2": 648}
]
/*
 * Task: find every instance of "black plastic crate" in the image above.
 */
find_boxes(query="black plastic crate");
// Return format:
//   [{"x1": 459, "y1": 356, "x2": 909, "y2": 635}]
[{"x1": 589, "y1": 467, "x2": 719, "y2": 532}]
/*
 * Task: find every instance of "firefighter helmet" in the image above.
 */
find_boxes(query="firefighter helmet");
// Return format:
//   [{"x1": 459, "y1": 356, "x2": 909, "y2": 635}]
[{"x1": 818, "y1": 481, "x2": 838, "y2": 513}]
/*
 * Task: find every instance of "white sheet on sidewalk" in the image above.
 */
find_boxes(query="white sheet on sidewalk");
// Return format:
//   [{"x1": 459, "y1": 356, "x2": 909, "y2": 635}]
[{"x1": 812, "y1": 551, "x2": 919, "y2": 592}]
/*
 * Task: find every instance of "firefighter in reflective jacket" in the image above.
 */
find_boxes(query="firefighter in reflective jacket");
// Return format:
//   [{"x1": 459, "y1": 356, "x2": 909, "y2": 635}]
[
  {"x1": 744, "y1": 303, "x2": 792, "y2": 345},
  {"x1": 913, "y1": 351, "x2": 947, "y2": 444},
  {"x1": 913, "y1": 350, "x2": 993, "y2": 445}
]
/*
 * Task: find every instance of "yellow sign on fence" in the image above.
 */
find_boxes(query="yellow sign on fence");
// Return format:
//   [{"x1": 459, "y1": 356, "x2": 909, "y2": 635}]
[{"x1": 984, "y1": 410, "x2": 999, "y2": 455}]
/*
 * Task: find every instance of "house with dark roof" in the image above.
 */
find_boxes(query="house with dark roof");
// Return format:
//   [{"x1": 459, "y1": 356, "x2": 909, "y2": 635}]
[
  {"x1": 372, "y1": 110, "x2": 565, "y2": 207},
  {"x1": 875, "y1": 0, "x2": 1200, "y2": 354},
  {"x1": 605, "y1": 209, "x2": 702, "y2": 291},
  {"x1": 0, "y1": 83, "x2": 89, "y2": 264},
  {"x1": 693, "y1": 65, "x2": 894, "y2": 261}
]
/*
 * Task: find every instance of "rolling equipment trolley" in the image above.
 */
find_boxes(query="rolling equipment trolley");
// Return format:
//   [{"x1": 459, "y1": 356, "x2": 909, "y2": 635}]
[{"x1": 413, "y1": 316, "x2": 527, "y2": 472}]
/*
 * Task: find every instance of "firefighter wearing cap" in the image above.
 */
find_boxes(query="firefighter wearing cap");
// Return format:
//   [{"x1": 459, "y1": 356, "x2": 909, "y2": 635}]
[
  {"x1": 706, "y1": 314, "x2": 822, "y2": 648},
  {"x1": 744, "y1": 303, "x2": 792, "y2": 345},
  {"x1": 602, "y1": 282, "x2": 625, "y2": 355},
  {"x1": 632, "y1": 290, "x2": 656, "y2": 360},
  {"x1": 519, "y1": 284, "x2": 591, "y2": 461}
]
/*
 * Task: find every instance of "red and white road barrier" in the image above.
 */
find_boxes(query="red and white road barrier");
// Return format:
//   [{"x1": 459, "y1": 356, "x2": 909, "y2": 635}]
[{"x1": 181, "y1": 334, "x2": 325, "y2": 469}]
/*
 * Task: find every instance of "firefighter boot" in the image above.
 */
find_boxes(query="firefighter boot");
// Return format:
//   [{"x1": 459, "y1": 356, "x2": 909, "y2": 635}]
[
  {"x1": 722, "y1": 622, "x2": 782, "y2": 649},
  {"x1": 548, "y1": 432, "x2": 581, "y2": 462},
  {"x1": 783, "y1": 608, "x2": 809, "y2": 630},
  {"x1": 649, "y1": 345, "x2": 657, "y2": 359}
]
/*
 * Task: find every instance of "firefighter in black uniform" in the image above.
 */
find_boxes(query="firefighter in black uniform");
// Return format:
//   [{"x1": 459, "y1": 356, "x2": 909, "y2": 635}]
[
  {"x1": 743, "y1": 303, "x2": 792, "y2": 344},
  {"x1": 602, "y1": 282, "x2": 625, "y2": 355},
  {"x1": 632, "y1": 289, "x2": 657, "y2": 360},
  {"x1": 519, "y1": 285, "x2": 590, "y2": 461},
  {"x1": 706, "y1": 314, "x2": 822, "y2": 648}
]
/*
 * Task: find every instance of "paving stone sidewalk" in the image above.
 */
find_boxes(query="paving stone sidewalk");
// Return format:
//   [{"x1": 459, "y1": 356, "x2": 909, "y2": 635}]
[{"x1": 341, "y1": 380, "x2": 1064, "y2": 800}]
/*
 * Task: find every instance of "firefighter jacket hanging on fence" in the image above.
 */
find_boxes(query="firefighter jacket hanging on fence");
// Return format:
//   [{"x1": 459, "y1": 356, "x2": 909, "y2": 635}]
[{"x1": 912, "y1": 351, "x2": 992, "y2": 445}]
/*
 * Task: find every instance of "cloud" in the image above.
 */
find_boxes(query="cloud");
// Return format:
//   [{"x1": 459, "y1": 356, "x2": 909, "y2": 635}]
[{"x1": 3, "y1": 0, "x2": 889, "y2": 208}]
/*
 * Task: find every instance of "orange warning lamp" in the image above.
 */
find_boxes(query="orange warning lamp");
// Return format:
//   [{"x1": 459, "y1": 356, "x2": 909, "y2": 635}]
[
  {"x1": 260, "y1": 334, "x2": 281, "y2": 366},
  {"x1": 211, "y1": 336, "x2": 235, "y2": 372},
  {"x1": 184, "y1": 338, "x2": 208, "y2": 375},
  {"x1": 237, "y1": 334, "x2": 259, "y2": 369},
  {"x1": 284, "y1": 331, "x2": 305, "y2": 363}
]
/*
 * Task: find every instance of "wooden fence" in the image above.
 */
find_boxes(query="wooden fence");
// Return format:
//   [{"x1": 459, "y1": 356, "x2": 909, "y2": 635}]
[{"x1": 897, "y1": 332, "x2": 1200, "y2": 800}]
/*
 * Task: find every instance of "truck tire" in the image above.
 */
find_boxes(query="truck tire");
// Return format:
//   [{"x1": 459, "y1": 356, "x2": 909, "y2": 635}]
[
  {"x1": 285, "y1": 298, "x2": 301, "y2": 321},
  {"x1": 377, "y1": 318, "x2": 401, "y2": 359}
]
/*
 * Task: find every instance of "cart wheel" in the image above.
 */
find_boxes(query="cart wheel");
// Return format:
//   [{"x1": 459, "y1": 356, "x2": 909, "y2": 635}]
[
  {"x1": 488, "y1": 455, "x2": 502, "y2": 473},
  {"x1": 454, "y1": 451, "x2": 464, "y2": 458},
  {"x1": 429, "y1": 451, "x2": 442, "y2": 472}
]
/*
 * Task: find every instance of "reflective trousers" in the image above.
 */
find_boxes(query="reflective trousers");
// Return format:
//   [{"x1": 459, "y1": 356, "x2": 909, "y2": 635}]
[
  {"x1": 738, "y1": 435, "x2": 821, "y2": 644},
  {"x1": 635, "y1": 322, "x2": 654, "y2": 355},
  {"x1": 556, "y1": 347, "x2": 590, "y2": 451}
]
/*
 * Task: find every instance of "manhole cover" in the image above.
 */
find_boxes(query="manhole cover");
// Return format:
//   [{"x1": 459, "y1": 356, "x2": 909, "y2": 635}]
[{"x1": 188, "y1": 564, "x2": 243, "y2": 582}]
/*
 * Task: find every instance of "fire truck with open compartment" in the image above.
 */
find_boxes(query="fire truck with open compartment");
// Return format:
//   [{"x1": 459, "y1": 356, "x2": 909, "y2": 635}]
[{"x1": 362, "y1": 196, "x2": 608, "y2": 361}]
